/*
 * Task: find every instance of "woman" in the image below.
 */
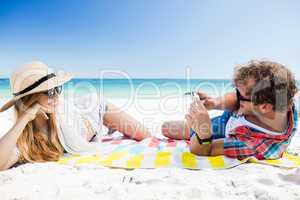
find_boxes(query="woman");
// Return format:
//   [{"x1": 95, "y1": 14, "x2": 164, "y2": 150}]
[{"x1": 0, "y1": 61, "x2": 151, "y2": 170}]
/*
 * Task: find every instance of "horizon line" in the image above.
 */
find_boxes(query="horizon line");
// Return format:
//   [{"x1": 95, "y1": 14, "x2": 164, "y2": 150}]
[
  {"x1": 0, "y1": 76, "x2": 232, "y2": 80},
  {"x1": 0, "y1": 76, "x2": 300, "y2": 81}
]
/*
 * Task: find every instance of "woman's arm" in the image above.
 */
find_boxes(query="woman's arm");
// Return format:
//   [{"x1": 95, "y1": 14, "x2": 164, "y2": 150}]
[
  {"x1": 0, "y1": 148, "x2": 20, "y2": 170},
  {"x1": 0, "y1": 115, "x2": 29, "y2": 170},
  {"x1": 103, "y1": 103, "x2": 151, "y2": 141},
  {"x1": 0, "y1": 103, "x2": 49, "y2": 171}
]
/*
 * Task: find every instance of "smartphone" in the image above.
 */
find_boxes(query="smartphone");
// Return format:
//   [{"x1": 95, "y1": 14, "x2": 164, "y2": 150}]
[
  {"x1": 184, "y1": 91, "x2": 196, "y2": 97},
  {"x1": 184, "y1": 91, "x2": 200, "y2": 101}
]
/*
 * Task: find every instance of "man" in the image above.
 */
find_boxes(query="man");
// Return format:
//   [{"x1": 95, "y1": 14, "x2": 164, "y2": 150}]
[{"x1": 162, "y1": 60, "x2": 298, "y2": 159}]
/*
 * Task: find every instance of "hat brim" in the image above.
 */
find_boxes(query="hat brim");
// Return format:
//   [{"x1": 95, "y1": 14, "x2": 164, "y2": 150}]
[{"x1": 0, "y1": 72, "x2": 73, "y2": 112}]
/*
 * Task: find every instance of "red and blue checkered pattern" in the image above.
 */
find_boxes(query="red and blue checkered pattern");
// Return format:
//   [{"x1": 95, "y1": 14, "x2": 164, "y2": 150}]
[{"x1": 223, "y1": 106, "x2": 298, "y2": 160}]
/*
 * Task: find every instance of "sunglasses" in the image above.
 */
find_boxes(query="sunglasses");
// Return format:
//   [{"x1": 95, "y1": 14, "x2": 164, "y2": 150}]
[
  {"x1": 43, "y1": 86, "x2": 63, "y2": 98},
  {"x1": 236, "y1": 89, "x2": 252, "y2": 102}
]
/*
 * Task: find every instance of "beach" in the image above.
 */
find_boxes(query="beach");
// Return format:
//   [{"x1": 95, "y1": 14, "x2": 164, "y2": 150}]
[
  {"x1": 1, "y1": 80, "x2": 300, "y2": 200},
  {"x1": 2, "y1": 0, "x2": 300, "y2": 198},
  {"x1": 1, "y1": 160, "x2": 300, "y2": 200}
]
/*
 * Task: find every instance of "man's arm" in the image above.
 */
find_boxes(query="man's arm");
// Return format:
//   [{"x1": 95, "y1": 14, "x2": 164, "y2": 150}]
[
  {"x1": 186, "y1": 98, "x2": 225, "y2": 156},
  {"x1": 189, "y1": 138, "x2": 224, "y2": 156},
  {"x1": 214, "y1": 92, "x2": 239, "y2": 111},
  {"x1": 198, "y1": 91, "x2": 239, "y2": 112}
]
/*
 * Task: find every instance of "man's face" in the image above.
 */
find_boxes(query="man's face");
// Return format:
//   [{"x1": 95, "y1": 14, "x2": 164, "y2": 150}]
[{"x1": 236, "y1": 79, "x2": 256, "y2": 115}]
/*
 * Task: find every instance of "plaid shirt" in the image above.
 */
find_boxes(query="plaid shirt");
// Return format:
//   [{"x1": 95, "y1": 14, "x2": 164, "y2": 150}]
[{"x1": 223, "y1": 106, "x2": 298, "y2": 160}]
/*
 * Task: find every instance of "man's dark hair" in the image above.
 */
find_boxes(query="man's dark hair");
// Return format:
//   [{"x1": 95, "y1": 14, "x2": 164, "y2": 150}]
[{"x1": 233, "y1": 60, "x2": 298, "y2": 112}]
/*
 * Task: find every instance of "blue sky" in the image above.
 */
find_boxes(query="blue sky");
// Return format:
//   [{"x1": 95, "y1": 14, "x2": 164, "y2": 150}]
[{"x1": 0, "y1": 0, "x2": 300, "y2": 79}]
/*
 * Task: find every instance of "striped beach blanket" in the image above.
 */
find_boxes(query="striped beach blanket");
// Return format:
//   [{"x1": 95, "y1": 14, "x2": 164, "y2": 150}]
[{"x1": 57, "y1": 136, "x2": 300, "y2": 170}]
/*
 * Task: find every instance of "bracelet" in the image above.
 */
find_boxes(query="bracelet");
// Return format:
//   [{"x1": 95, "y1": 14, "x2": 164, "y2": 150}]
[{"x1": 190, "y1": 128, "x2": 213, "y2": 145}]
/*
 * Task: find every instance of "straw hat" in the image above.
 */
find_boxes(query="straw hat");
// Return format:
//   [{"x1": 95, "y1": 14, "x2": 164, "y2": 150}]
[{"x1": 0, "y1": 61, "x2": 73, "y2": 112}]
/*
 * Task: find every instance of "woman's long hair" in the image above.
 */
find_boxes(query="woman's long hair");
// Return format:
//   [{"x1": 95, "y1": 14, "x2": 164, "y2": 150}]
[{"x1": 15, "y1": 94, "x2": 64, "y2": 163}]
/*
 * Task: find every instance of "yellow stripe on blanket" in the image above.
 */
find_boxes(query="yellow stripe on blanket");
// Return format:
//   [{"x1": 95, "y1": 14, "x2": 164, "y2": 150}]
[
  {"x1": 181, "y1": 152, "x2": 197, "y2": 169},
  {"x1": 264, "y1": 159, "x2": 282, "y2": 165},
  {"x1": 127, "y1": 155, "x2": 144, "y2": 168},
  {"x1": 283, "y1": 153, "x2": 300, "y2": 166},
  {"x1": 208, "y1": 156, "x2": 226, "y2": 169},
  {"x1": 155, "y1": 151, "x2": 171, "y2": 167},
  {"x1": 75, "y1": 154, "x2": 101, "y2": 165},
  {"x1": 57, "y1": 154, "x2": 81, "y2": 164},
  {"x1": 100, "y1": 151, "x2": 128, "y2": 166}
]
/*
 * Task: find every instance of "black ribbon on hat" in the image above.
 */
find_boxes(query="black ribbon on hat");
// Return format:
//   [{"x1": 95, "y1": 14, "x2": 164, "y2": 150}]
[{"x1": 13, "y1": 73, "x2": 56, "y2": 96}]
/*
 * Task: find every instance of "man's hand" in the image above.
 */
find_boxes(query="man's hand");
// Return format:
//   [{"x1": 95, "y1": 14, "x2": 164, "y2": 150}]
[
  {"x1": 185, "y1": 99, "x2": 212, "y2": 139},
  {"x1": 196, "y1": 91, "x2": 219, "y2": 110}
]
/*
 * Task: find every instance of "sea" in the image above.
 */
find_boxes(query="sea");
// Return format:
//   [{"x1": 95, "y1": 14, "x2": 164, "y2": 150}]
[
  {"x1": 0, "y1": 78, "x2": 238, "y2": 132},
  {"x1": 0, "y1": 78, "x2": 299, "y2": 135},
  {"x1": 0, "y1": 78, "x2": 235, "y2": 99},
  {"x1": 0, "y1": 78, "x2": 299, "y2": 117}
]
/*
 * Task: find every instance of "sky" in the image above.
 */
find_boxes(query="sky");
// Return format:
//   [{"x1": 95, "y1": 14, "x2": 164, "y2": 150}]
[{"x1": 0, "y1": 0, "x2": 300, "y2": 79}]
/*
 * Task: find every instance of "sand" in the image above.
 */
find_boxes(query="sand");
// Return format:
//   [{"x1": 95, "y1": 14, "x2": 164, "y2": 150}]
[{"x1": 1, "y1": 97, "x2": 300, "y2": 200}]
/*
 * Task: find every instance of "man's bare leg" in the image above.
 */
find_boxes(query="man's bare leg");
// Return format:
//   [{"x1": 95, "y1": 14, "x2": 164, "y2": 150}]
[{"x1": 161, "y1": 120, "x2": 190, "y2": 140}]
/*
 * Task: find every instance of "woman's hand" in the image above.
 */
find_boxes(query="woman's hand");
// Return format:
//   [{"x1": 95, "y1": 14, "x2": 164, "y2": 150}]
[
  {"x1": 185, "y1": 98, "x2": 212, "y2": 139},
  {"x1": 196, "y1": 91, "x2": 219, "y2": 110},
  {"x1": 22, "y1": 103, "x2": 50, "y2": 122}
]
